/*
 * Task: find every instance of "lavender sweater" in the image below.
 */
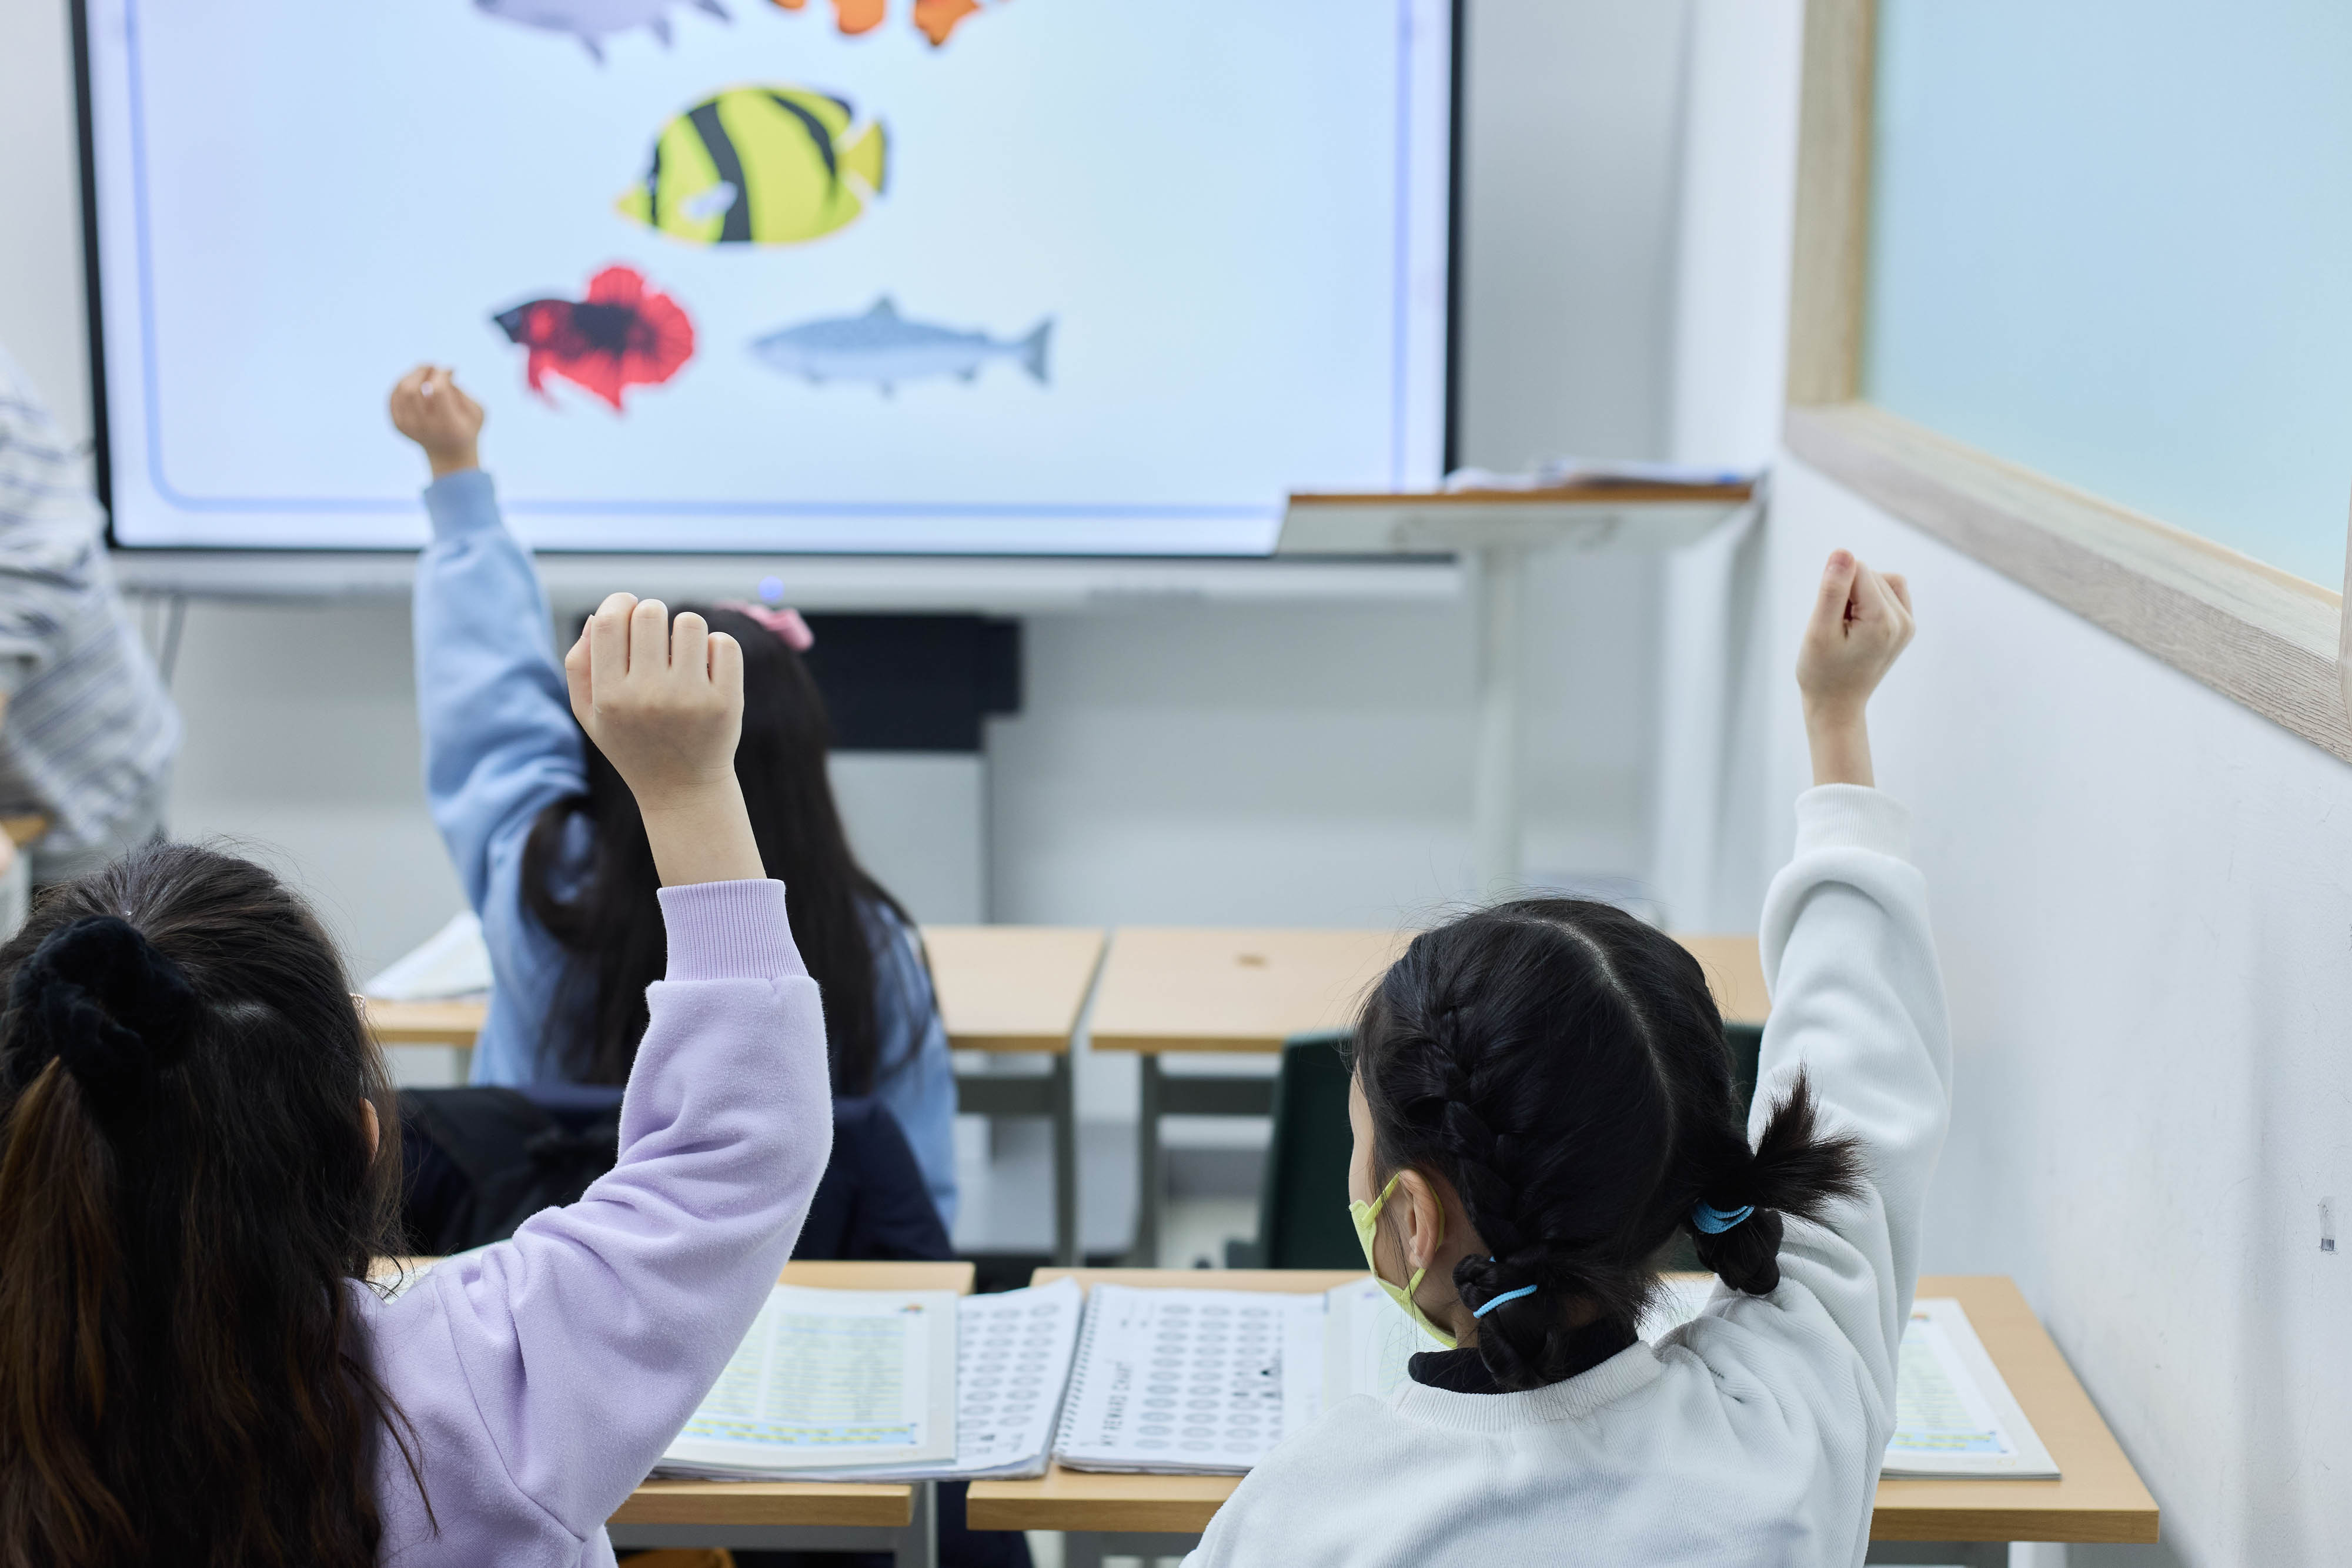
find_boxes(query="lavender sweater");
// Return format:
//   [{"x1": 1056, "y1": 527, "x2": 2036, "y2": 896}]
[{"x1": 359, "y1": 877, "x2": 831, "y2": 1566}]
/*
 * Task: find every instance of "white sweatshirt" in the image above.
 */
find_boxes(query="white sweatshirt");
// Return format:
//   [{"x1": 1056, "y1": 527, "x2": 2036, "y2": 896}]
[{"x1": 1184, "y1": 786, "x2": 1950, "y2": 1568}]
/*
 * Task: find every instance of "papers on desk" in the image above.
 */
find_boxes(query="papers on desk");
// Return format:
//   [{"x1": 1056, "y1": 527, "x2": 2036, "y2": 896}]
[
  {"x1": 650, "y1": 1276, "x2": 2057, "y2": 1486},
  {"x1": 659, "y1": 1279, "x2": 1084, "y2": 1483},
  {"x1": 1053, "y1": 1285, "x2": 1329, "y2": 1474},
  {"x1": 781, "y1": 1279, "x2": 1087, "y2": 1482},
  {"x1": 1054, "y1": 1277, "x2": 1752, "y2": 1476},
  {"x1": 1443, "y1": 457, "x2": 1756, "y2": 492},
  {"x1": 1883, "y1": 1299, "x2": 2059, "y2": 1479},
  {"x1": 362, "y1": 910, "x2": 491, "y2": 1001},
  {"x1": 662, "y1": 1285, "x2": 960, "y2": 1477}
]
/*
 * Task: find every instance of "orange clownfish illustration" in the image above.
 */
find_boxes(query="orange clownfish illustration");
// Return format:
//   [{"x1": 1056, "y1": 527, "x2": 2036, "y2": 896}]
[{"x1": 768, "y1": 0, "x2": 994, "y2": 48}]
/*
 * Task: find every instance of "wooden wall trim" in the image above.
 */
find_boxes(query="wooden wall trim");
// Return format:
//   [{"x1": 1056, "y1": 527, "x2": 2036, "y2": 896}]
[
  {"x1": 1785, "y1": 0, "x2": 1876, "y2": 406},
  {"x1": 1786, "y1": 402, "x2": 2352, "y2": 761}
]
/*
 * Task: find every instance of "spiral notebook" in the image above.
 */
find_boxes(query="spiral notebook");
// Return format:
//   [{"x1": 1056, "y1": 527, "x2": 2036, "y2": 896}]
[{"x1": 1050, "y1": 1285, "x2": 1333, "y2": 1475}]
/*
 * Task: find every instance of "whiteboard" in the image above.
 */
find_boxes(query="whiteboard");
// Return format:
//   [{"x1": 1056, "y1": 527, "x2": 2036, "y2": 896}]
[
  {"x1": 1865, "y1": 0, "x2": 2352, "y2": 589},
  {"x1": 82, "y1": 0, "x2": 1453, "y2": 556}
]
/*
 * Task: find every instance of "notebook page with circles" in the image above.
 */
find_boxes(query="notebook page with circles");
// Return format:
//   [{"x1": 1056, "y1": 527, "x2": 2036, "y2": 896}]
[{"x1": 1053, "y1": 1285, "x2": 1328, "y2": 1475}]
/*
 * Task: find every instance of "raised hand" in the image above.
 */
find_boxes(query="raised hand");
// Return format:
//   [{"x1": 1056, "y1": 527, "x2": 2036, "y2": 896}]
[
  {"x1": 1795, "y1": 549, "x2": 1915, "y2": 788},
  {"x1": 388, "y1": 366, "x2": 486, "y2": 479},
  {"x1": 562, "y1": 593, "x2": 764, "y2": 887}
]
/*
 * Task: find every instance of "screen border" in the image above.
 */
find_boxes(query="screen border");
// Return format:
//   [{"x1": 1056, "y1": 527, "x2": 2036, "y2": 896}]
[{"x1": 77, "y1": 0, "x2": 1465, "y2": 560}]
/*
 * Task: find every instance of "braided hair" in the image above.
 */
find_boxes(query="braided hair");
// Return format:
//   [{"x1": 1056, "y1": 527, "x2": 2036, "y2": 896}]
[{"x1": 1352, "y1": 898, "x2": 1863, "y2": 1392}]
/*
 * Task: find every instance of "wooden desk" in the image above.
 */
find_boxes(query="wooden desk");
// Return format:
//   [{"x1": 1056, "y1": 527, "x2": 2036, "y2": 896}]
[
  {"x1": 365, "y1": 926, "x2": 1108, "y2": 1054},
  {"x1": 967, "y1": 1270, "x2": 2157, "y2": 1564},
  {"x1": 365, "y1": 997, "x2": 490, "y2": 1046},
  {"x1": 609, "y1": 1259, "x2": 973, "y2": 1567},
  {"x1": 1087, "y1": 929, "x2": 1769, "y2": 1262},
  {"x1": 924, "y1": 925, "x2": 1106, "y2": 1053}
]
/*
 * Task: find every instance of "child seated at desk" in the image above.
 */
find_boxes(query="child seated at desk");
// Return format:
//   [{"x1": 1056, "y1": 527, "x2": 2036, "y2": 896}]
[
  {"x1": 386, "y1": 365, "x2": 957, "y2": 1228},
  {"x1": 1188, "y1": 553, "x2": 1943, "y2": 1567},
  {"x1": 0, "y1": 594, "x2": 833, "y2": 1566}
]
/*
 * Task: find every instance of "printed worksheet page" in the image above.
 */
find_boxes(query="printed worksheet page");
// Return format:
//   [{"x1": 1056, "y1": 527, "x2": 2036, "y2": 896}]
[
  {"x1": 786, "y1": 1276, "x2": 1085, "y2": 1481},
  {"x1": 1053, "y1": 1286, "x2": 1327, "y2": 1475},
  {"x1": 662, "y1": 1286, "x2": 957, "y2": 1476},
  {"x1": 1883, "y1": 1298, "x2": 2060, "y2": 1478}
]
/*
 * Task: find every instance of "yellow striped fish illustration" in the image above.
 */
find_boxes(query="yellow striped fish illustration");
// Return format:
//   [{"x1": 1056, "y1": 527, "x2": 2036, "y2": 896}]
[{"x1": 616, "y1": 86, "x2": 887, "y2": 246}]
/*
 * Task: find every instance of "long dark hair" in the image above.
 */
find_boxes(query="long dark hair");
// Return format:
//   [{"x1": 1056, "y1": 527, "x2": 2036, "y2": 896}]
[
  {"x1": 522, "y1": 604, "x2": 912, "y2": 1091},
  {"x1": 0, "y1": 842, "x2": 416, "y2": 1568},
  {"x1": 1352, "y1": 898, "x2": 1864, "y2": 1392}
]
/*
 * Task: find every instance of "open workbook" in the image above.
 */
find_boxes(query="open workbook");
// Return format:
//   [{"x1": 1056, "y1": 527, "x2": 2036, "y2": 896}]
[
  {"x1": 655, "y1": 1278, "x2": 1085, "y2": 1482},
  {"x1": 612, "y1": 1268, "x2": 2053, "y2": 1485}
]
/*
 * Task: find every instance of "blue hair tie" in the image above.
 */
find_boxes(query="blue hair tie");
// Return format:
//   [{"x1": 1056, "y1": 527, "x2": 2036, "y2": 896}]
[
  {"x1": 1472, "y1": 1283, "x2": 1538, "y2": 1318},
  {"x1": 1692, "y1": 1202, "x2": 1755, "y2": 1235}
]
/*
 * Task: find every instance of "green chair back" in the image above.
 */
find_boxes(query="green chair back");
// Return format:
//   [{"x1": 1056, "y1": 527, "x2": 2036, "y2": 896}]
[
  {"x1": 1247, "y1": 1022, "x2": 1770, "y2": 1276},
  {"x1": 1252, "y1": 1030, "x2": 1364, "y2": 1270}
]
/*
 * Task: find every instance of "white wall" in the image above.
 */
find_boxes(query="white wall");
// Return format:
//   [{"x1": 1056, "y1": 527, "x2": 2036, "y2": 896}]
[{"x1": 1663, "y1": 3, "x2": 2351, "y2": 1562}]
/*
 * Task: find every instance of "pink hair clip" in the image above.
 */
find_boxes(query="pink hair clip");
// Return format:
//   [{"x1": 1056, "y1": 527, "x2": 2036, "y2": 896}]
[{"x1": 717, "y1": 601, "x2": 815, "y2": 652}]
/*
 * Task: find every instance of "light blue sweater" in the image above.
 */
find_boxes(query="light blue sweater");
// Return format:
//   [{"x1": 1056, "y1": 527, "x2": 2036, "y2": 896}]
[{"x1": 413, "y1": 469, "x2": 958, "y2": 1225}]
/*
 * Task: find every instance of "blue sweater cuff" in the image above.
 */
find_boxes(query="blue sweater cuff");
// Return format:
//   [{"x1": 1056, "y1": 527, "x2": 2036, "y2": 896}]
[{"x1": 422, "y1": 469, "x2": 501, "y2": 541}]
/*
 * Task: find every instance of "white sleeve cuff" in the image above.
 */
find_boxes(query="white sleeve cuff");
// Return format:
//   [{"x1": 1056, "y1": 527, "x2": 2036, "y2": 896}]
[{"x1": 1793, "y1": 784, "x2": 1912, "y2": 860}]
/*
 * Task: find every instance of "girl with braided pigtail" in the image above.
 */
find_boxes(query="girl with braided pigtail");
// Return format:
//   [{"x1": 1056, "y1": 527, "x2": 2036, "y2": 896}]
[{"x1": 1187, "y1": 551, "x2": 1949, "y2": 1568}]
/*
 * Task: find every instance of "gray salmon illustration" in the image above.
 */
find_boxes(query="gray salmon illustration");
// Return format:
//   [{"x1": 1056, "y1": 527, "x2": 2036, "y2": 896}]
[
  {"x1": 750, "y1": 297, "x2": 1052, "y2": 396},
  {"x1": 473, "y1": 0, "x2": 726, "y2": 62}
]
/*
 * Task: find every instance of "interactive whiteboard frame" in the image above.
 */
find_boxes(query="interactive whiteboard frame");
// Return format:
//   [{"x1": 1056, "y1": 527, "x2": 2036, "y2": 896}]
[{"x1": 74, "y1": 0, "x2": 1465, "y2": 576}]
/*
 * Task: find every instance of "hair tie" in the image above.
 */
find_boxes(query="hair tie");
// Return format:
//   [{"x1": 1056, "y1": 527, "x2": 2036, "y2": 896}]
[
  {"x1": 1473, "y1": 1283, "x2": 1538, "y2": 1318},
  {"x1": 8, "y1": 916, "x2": 195, "y2": 1118},
  {"x1": 1692, "y1": 1201, "x2": 1755, "y2": 1235},
  {"x1": 716, "y1": 600, "x2": 815, "y2": 652}
]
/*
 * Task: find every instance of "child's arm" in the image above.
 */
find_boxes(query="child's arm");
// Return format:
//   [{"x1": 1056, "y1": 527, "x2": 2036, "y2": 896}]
[
  {"x1": 1740, "y1": 552, "x2": 1945, "y2": 1430},
  {"x1": 370, "y1": 598, "x2": 830, "y2": 1549},
  {"x1": 388, "y1": 367, "x2": 586, "y2": 921}
]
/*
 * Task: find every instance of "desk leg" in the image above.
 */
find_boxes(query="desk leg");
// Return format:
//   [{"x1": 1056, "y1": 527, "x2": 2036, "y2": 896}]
[
  {"x1": 892, "y1": 1479, "x2": 938, "y2": 1568},
  {"x1": 1051, "y1": 1054, "x2": 1080, "y2": 1266},
  {"x1": 1130, "y1": 1055, "x2": 1164, "y2": 1266},
  {"x1": 1471, "y1": 543, "x2": 1526, "y2": 893}
]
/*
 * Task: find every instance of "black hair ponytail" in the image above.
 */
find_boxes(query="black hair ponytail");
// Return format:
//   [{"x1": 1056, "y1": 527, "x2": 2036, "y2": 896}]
[
  {"x1": 1684, "y1": 1075, "x2": 1862, "y2": 1295},
  {"x1": 0, "y1": 842, "x2": 417, "y2": 1568},
  {"x1": 1354, "y1": 898, "x2": 1865, "y2": 1392}
]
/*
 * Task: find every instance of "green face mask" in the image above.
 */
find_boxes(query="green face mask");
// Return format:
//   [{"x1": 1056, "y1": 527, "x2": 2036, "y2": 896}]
[{"x1": 1349, "y1": 1170, "x2": 1457, "y2": 1349}]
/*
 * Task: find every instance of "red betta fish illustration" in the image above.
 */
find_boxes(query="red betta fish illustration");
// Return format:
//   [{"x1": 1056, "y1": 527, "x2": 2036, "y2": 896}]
[{"x1": 491, "y1": 265, "x2": 694, "y2": 411}]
